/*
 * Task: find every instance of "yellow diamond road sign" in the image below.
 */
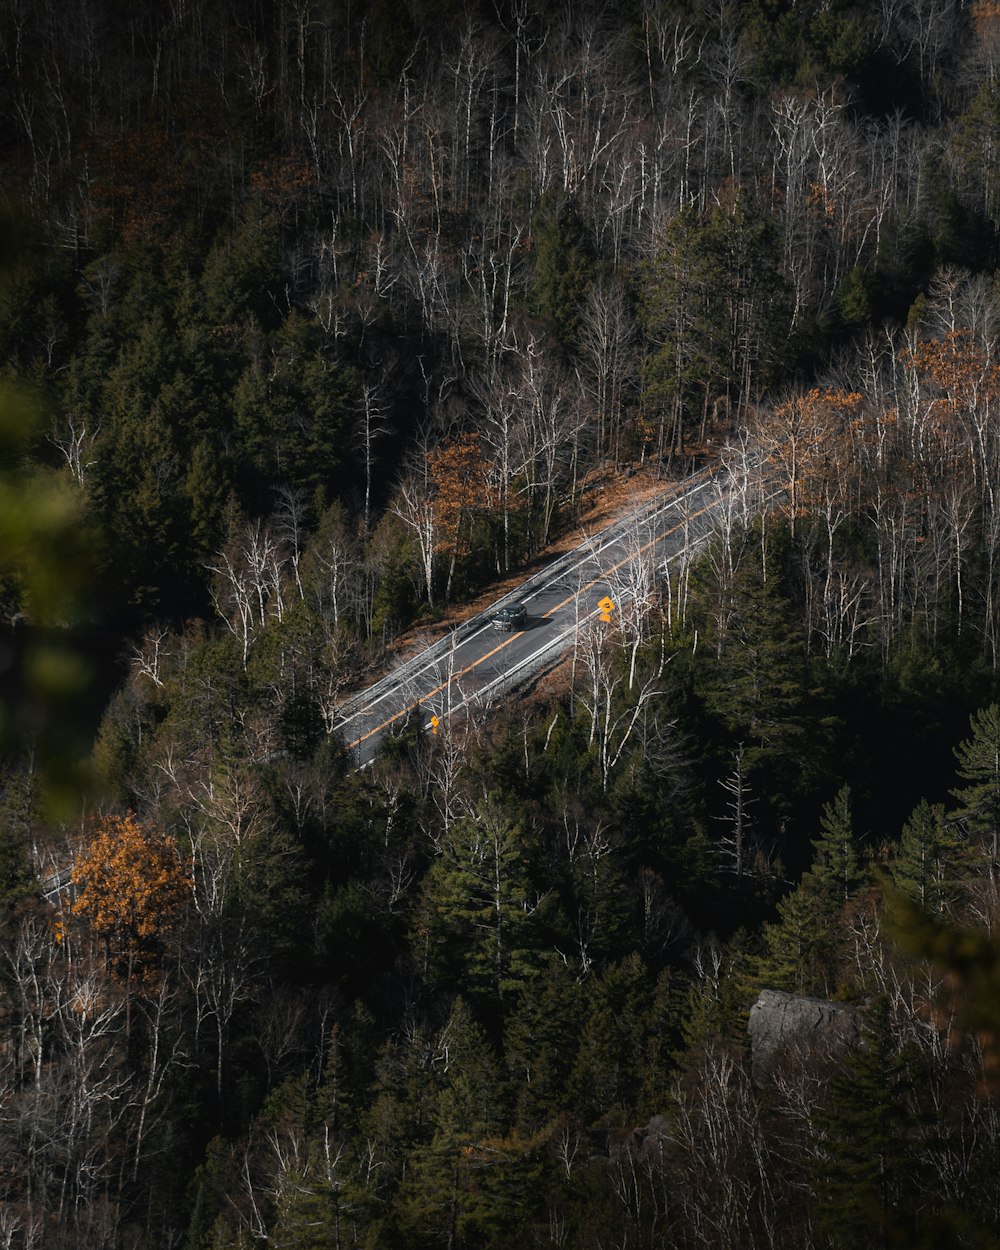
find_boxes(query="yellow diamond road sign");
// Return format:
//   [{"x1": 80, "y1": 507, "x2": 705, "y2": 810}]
[
  {"x1": 430, "y1": 714, "x2": 440, "y2": 734},
  {"x1": 598, "y1": 595, "x2": 615, "y2": 622}
]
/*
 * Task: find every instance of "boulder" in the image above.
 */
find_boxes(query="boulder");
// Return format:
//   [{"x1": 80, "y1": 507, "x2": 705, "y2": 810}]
[{"x1": 748, "y1": 989, "x2": 864, "y2": 1085}]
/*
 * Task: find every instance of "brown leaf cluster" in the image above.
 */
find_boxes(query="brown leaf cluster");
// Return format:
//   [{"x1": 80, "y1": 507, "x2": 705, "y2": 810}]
[
  {"x1": 71, "y1": 812, "x2": 191, "y2": 976},
  {"x1": 427, "y1": 433, "x2": 494, "y2": 553}
]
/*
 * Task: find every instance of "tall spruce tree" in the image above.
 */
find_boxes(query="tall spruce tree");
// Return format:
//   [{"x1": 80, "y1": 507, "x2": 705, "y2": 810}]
[
  {"x1": 529, "y1": 192, "x2": 596, "y2": 356},
  {"x1": 504, "y1": 954, "x2": 586, "y2": 1131},
  {"x1": 396, "y1": 998, "x2": 507, "y2": 1250},
  {"x1": 756, "y1": 883, "x2": 833, "y2": 996},
  {"x1": 0, "y1": 761, "x2": 37, "y2": 924},
  {"x1": 890, "y1": 799, "x2": 962, "y2": 914},
  {"x1": 413, "y1": 801, "x2": 548, "y2": 1012},
  {"x1": 813, "y1": 1000, "x2": 925, "y2": 1250},
  {"x1": 809, "y1": 785, "x2": 863, "y2": 906},
  {"x1": 694, "y1": 532, "x2": 814, "y2": 818},
  {"x1": 952, "y1": 703, "x2": 1000, "y2": 877}
]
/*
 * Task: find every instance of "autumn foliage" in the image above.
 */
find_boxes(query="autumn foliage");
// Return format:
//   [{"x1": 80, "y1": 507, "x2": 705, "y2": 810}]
[
  {"x1": 753, "y1": 387, "x2": 862, "y2": 531},
  {"x1": 72, "y1": 812, "x2": 191, "y2": 979},
  {"x1": 427, "y1": 433, "x2": 493, "y2": 557}
]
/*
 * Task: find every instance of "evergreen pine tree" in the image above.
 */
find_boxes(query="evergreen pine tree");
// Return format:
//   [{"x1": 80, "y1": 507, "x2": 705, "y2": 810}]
[
  {"x1": 809, "y1": 785, "x2": 863, "y2": 906},
  {"x1": 755, "y1": 790, "x2": 862, "y2": 996},
  {"x1": 755, "y1": 884, "x2": 832, "y2": 996},
  {"x1": 567, "y1": 954, "x2": 650, "y2": 1126},
  {"x1": 694, "y1": 532, "x2": 815, "y2": 814},
  {"x1": 505, "y1": 953, "x2": 585, "y2": 1131},
  {"x1": 396, "y1": 998, "x2": 506, "y2": 1249},
  {"x1": 813, "y1": 1000, "x2": 924, "y2": 1250},
  {"x1": 890, "y1": 800, "x2": 962, "y2": 914},
  {"x1": 529, "y1": 192, "x2": 596, "y2": 355},
  {"x1": 414, "y1": 801, "x2": 547, "y2": 1011},
  {"x1": 0, "y1": 762, "x2": 39, "y2": 923},
  {"x1": 952, "y1": 703, "x2": 1000, "y2": 875}
]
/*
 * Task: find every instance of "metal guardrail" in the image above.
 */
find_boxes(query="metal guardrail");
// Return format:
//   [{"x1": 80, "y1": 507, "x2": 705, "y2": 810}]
[{"x1": 331, "y1": 464, "x2": 722, "y2": 733}]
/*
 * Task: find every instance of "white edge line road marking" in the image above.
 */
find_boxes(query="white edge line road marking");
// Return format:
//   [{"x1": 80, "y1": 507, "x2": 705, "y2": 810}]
[
  {"x1": 344, "y1": 484, "x2": 739, "y2": 753},
  {"x1": 333, "y1": 477, "x2": 717, "y2": 734}
]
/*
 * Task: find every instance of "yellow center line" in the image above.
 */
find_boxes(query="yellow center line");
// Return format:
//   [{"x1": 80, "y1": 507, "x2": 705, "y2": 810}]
[
  {"x1": 345, "y1": 628, "x2": 527, "y2": 748},
  {"x1": 346, "y1": 496, "x2": 718, "y2": 752},
  {"x1": 541, "y1": 498, "x2": 716, "y2": 618}
]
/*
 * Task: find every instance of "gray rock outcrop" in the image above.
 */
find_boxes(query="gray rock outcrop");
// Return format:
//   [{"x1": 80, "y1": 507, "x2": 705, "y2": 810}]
[{"x1": 748, "y1": 989, "x2": 864, "y2": 1084}]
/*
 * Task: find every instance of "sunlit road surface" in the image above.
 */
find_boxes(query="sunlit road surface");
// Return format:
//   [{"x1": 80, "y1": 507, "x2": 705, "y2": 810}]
[{"x1": 334, "y1": 466, "x2": 733, "y2": 767}]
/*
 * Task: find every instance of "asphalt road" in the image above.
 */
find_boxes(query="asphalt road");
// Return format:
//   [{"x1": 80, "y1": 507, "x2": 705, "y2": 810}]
[{"x1": 334, "y1": 466, "x2": 731, "y2": 767}]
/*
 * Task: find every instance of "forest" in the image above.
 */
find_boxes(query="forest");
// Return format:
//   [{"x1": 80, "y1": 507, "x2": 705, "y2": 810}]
[{"x1": 4, "y1": 0, "x2": 1000, "y2": 1246}]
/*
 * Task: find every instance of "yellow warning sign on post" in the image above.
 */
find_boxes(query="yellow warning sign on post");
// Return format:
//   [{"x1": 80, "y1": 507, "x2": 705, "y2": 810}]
[
  {"x1": 430, "y1": 715, "x2": 440, "y2": 734},
  {"x1": 598, "y1": 595, "x2": 615, "y2": 623}
]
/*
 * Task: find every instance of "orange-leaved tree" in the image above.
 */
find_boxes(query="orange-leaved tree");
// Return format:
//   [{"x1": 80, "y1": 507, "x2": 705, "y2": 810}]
[
  {"x1": 72, "y1": 812, "x2": 191, "y2": 984},
  {"x1": 902, "y1": 328, "x2": 1000, "y2": 493},
  {"x1": 754, "y1": 388, "x2": 861, "y2": 536},
  {"x1": 428, "y1": 433, "x2": 493, "y2": 601}
]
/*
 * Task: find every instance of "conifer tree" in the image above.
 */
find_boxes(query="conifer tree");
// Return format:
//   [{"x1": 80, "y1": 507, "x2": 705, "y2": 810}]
[
  {"x1": 755, "y1": 884, "x2": 832, "y2": 996},
  {"x1": 890, "y1": 799, "x2": 962, "y2": 914},
  {"x1": 809, "y1": 785, "x2": 863, "y2": 906},
  {"x1": 396, "y1": 998, "x2": 507, "y2": 1249},
  {"x1": 0, "y1": 762, "x2": 39, "y2": 923},
  {"x1": 414, "y1": 801, "x2": 547, "y2": 1010},
  {"x1": 952, "y1": 703, "x2": 1000, "y2": 876},
  {"x1": 695, "y1": 534, "x2": 813, "y2": 808},
  {"x1": 755, "y1": 789, "x2": 862, "y2": 995},
  {"x1": 505, "y1": 954, "x2": 585, "y2": 1130},
  {"x1": 640, "y1": 206, "x2": 726, "y2": 462},
  {"x1": 567, "y1": 954, "x2": 650, "y2": 1125},
  {"x1": 813, "y1": 1000, "x2": 924, "y2": 1250},
  {"x1": 530, "y1": 192, "x2": 596, "y2": 355}
]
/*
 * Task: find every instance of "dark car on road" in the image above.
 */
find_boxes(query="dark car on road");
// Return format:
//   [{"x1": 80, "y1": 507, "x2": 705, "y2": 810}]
[{"x1": 493, "y1": 601, "x2": 528, "y2": 631}]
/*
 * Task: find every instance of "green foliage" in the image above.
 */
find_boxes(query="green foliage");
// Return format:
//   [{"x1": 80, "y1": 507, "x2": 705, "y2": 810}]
[
  {"x1": 185, "y1": 1137, "x2": 238, "y2": 1250},
  {"x1": 809, "y1": 785, "x2": 863, "y2": 906},
  {"x1": 952, "y1": 703, "x2": 1000, "y2": 868},
  {"x1": 567, "y1": 954, "x2": 651, "y2": 1126},
  {"x1": 890, "y1": 800, "x2": 962, "y2": 914},
  {"x1": 9, "y1": 7, "x2": 1000, "y2": 1246},
  {"x1": 316, "y1": 878, "x2": 395, "y2": 990},
  {"x1": 504, "y1": 954, "x2": 586, "y2": 1130},
  {"x1": 236, "y1": 825, "x2": 312, "y2": 966},
  {"x1": 921, "y1": 160, "x2": 998, "y2": 273},
  {"x1": 414, "y1": 800, "x2": 549, "y2": 1009},
  {"x1": 744, "y1": 0, "x2": 872, "y2": 86},
  {"x1": 756, "y1": 883, "x2": 834, "y2": 996},
  {"x1": 185, "y1": 441, "x2": 233, "y2": 559},
  {"x1": 640, "y1": 193, "x2": 788, "y2": 457},
  {"x1": 0, "y1": 220, "x2": 97, "y2": 811},
  {"x1": 639, "y1": 206, "x2": 725, "y2": 456},
  {"x1": 202, "y1": 216, "x2": 280, "y2": 328},
  {"x1": 953, "y1": 81, "x2": 1000, "y2": 232},
  {"x1": 691, "y1": 528, "x2": 819, "y2": 824},
  {"x1": 753, "y1": 789, "x2": 864, "y2": 996},
  {"x1": 233, "y1": 313, "x2": 360, "y2": 510},
  {"x1": 529, "y1": 193, "x2": 597, "y2": 354},
  {"x1": 91, "y1": 684, "x2": 149, "y2": 806},
  {"x1": 835, "y1": 266, "x2": 874, "y2": 329},
  {"x1": 394, "y1": 998, "x2": 510, "y2": 1247},
  {"x1": 0, "y1": 761, "x2": 39, "y2": 921},
  {"x1": 812, "y1": 1001, "x2": 926, "y2": 1250}
]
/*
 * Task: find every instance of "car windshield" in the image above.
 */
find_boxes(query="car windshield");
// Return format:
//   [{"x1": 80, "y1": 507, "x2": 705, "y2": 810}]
[{"x1": 495, "y1": 603, "x2": 525, "y2": 625}]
